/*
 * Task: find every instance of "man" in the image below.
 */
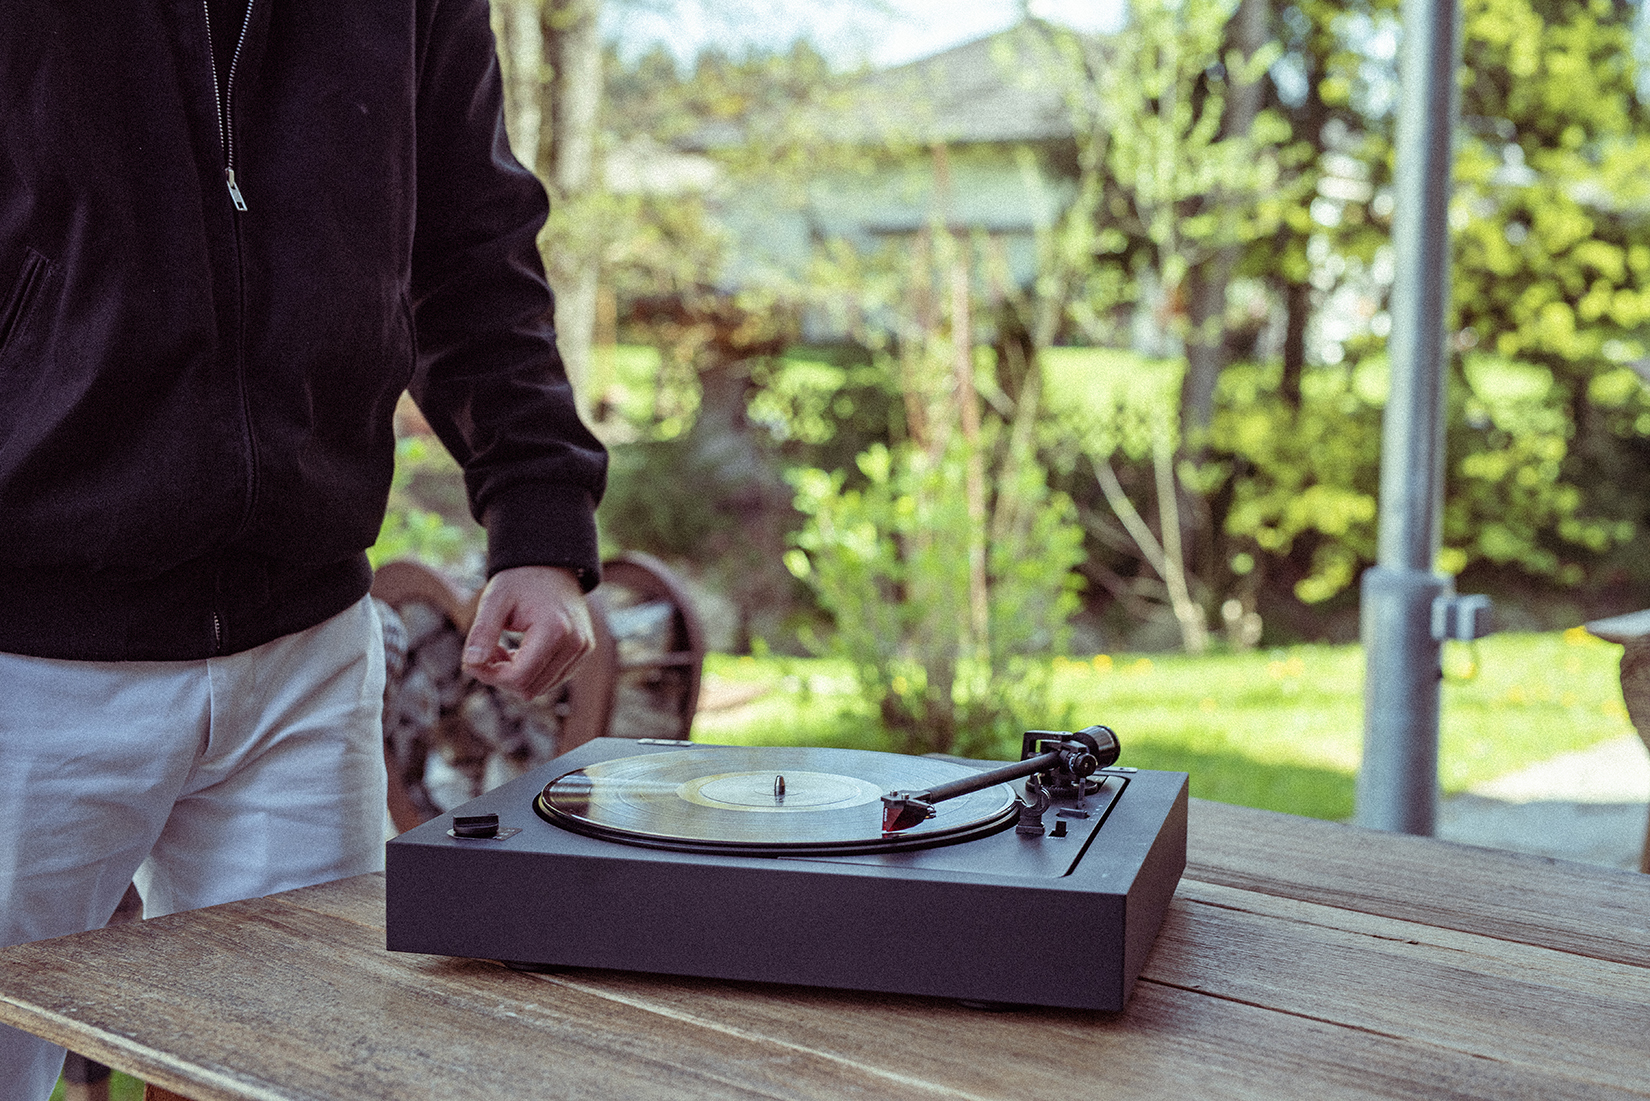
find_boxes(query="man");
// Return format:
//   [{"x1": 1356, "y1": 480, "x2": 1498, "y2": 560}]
[{"x1": 0, "y1": 2, "x2": 608, "y2": 1095}]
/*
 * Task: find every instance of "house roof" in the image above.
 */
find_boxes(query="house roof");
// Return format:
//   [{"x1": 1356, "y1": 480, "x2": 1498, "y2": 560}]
[
  {"x1": 850, "y1": 23, "x2": 1081, "y2": 146},
  {"x1": 678, "y1": 20, "x2": 1096, "y2": 153}
]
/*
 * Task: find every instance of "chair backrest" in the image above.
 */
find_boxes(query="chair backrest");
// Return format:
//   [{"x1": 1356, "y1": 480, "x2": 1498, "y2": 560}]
[{"x1": 372, "y1": 554, "x2": 707, "y2": 830}]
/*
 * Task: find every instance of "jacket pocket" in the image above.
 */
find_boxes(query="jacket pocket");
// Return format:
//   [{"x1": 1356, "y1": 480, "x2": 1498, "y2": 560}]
[{"x1": 0, "y1": 247, "x2": 52, "y2": 360}]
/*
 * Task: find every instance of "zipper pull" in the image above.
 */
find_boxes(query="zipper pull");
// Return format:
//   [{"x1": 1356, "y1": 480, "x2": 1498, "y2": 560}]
[{"x1": 225, "y1": 168, "x2": 247, "y2": 211}]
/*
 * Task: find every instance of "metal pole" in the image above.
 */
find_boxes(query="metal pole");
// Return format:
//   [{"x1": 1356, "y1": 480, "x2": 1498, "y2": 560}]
[{"x1": 1354, "y1": 0, "x2": 1462, "y2": 834}]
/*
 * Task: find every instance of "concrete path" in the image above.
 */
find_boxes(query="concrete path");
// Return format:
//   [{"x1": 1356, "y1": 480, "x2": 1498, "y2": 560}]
[{"x1": 1437, "y1": 734, "x2": 1650, "y2": 871}]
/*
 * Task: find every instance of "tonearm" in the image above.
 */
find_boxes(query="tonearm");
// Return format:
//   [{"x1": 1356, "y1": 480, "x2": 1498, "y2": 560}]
[{"x1": 880, "y1": 725, "x2": 1121, "y2": 833}]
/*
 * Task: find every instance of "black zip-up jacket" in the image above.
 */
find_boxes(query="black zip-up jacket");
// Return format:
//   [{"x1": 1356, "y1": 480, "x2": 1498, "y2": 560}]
[{"x1": 0, "y1": 0, "x2": 608, "y2": 661}]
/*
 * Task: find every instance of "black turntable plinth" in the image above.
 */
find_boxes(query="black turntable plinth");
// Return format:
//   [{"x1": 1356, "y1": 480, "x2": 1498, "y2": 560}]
[{"x1": 385, "y1": 734, "x2": 1187, "y2": 1011}]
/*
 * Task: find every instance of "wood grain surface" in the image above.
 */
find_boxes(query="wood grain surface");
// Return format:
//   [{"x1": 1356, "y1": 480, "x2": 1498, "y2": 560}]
[
  {"x1": 1187, "y1": 798, "x2": 1650, "y2": 968},
  {"x1": 2, "y1": 800, "x2": 1647, "y2": 1101}
]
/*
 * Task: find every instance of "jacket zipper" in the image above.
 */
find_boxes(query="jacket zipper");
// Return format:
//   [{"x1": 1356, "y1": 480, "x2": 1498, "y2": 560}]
[
  {"x1": 204, "y1": 0, "x2": 254, "y2": 210},
  {"x1": 205, "y1": 0, "x2": 258, "y2": 655}
]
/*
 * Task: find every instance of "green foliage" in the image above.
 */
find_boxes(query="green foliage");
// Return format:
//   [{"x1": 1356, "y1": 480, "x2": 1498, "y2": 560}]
[
  {"x1": 1294, "y1": 0, "x2": 1650, "y2": 598},
  {"x1": 368, "y1": 436, "x2": 482, "y2": 572},
  {"x1": 590, "y1": 0, "x2": 1650, "y2": 657},
  {"x1": 1266, "y1": 0, "x2": 1402, "y2": 269},
  {"x1": 787, "y1": 432, "x2": 1085, "y2": 756},
  {"x1": 745, "y1": 348, "x2": 902, "y2": 473},
  {"x1": 603, "y1": 37, "x2": 886, "y2": 226},
  {"x1": 1445, "y1": 355, "x2": 1586, "y2": 581},
  {"x1": 1035, "y1": 0, "x2": 1296, "y2": 351},
  {"x1": 605, "y1": 39, "x2": 838, "y2": 147},
  {"x1": 592, "y1": 342, "x2": 902, "y2": 651},
  {"x1": 595, "y1": 343, "x2": 702, "y2": 441},
  {"x1": 1041, "y1": 346, "x2": 1184, "y2": 461},
  {"x1": 597, "y1": 437, "x2": 729, "y2": 559},
  {"x1": 1213, "y1": 361, "x2": 1383, "y2": 604},
  {"x1": 1025, "y1": 6, "x2": 1310, "y2": 650},
  {"x1": 1441, "y1": 0, "x2": 1650, "y2": 589},
  {"x1": 1095, "y1": 0, "x2": 1285, "y2": 285},
  {"x1": 1047, "y1": 340, "x2": 1636, "y2": 617},
  {"x1": 747, "y1": 356, "x2": 854, "y2": 445},
  {"x1": 1039, "y1": 0, "x2": 1650, "y2": 635}
]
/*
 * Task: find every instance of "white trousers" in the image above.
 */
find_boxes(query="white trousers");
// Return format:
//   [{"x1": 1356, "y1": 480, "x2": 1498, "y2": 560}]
[{"x1": 0, "y1": 597, "x2": 388, "y2": 1101}]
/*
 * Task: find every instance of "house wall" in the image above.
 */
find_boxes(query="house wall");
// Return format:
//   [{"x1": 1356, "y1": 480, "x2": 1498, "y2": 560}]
[{"x1": 713, "y1": 142, "x2": 1078, "y2": 342}]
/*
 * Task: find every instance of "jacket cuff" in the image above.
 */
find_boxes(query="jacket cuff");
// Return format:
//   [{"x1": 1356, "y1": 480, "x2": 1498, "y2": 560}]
[{"x1": 482, "y1": 481, "x2": 603, "y2": 592}]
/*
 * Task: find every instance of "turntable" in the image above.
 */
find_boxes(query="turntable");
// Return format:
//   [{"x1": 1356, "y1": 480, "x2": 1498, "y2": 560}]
[{"x1": 385, "y1": 727, "x2": 1187, "y2": 1011}]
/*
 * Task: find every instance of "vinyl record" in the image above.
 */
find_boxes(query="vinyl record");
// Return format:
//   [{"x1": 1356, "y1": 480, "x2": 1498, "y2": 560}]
[{"x1": 534, "y1": 745, "x2": 1020, "y2": 855}]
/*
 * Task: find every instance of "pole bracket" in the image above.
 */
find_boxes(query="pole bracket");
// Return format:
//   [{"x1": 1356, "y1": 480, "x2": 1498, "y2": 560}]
[{"x1": 1431, "y1": 592, "x2": 1493, "y2": 642}]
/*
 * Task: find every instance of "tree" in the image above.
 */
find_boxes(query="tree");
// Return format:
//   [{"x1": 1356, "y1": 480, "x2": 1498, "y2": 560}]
[
  {"x1": 1025, "y1": 3, "x2": 1294, "y2": 650},
  {"x1": 1443, "y1": 0, "x2": 1650, "y2": 594},
  {"x1": 785, "y1": 227, "x2": 1085, "y2": 756},
  {"x1": 1263, "y1": 0, "x2": 1401, "y2": 405},
  {"x1": 1181, "y1": 0, "x2": 1276, "y2": 447},
  {"x1": 593, "y1": 41, "x2": 855, "y2": 649},
  {"x1": 1208, "y1": 0, "x2": 1650, "y2": 621},
  {"x1": 492, "y1": 0, "x2": 606, "y2": 417}
]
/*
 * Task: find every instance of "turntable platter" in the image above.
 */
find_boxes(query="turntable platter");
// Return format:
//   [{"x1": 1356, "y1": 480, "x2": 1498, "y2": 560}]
[{"x1": 534, "y1": 746, "x2": 1020, "y2": 855}]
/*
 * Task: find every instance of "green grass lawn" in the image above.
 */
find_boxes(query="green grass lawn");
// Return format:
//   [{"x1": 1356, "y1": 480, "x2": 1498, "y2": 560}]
[{"x1": 691, "y1": 629, "x2": 1636, "y2": 821}]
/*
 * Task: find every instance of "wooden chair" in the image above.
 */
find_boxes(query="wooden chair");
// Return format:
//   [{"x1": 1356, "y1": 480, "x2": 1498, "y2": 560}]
[
  {"x1": 585, "y1": 551, "x2": 707, "y2": 746},
  {"x1": 372, "y1": 552, "x2": 707, "y2": 832},
  {"x1": 1583, "y1": 609, "x2": 1650, "y2": 874}
]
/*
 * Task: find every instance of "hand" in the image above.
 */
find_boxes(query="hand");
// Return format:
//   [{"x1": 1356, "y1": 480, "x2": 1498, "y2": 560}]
[{"x1": 462, "y1": 565, "x2": 594, "y2": 699}]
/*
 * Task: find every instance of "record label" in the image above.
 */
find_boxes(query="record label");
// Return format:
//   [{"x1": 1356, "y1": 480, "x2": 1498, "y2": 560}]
[{"x1": 679, "y1": 770, "x2": 884, "y2": 812}]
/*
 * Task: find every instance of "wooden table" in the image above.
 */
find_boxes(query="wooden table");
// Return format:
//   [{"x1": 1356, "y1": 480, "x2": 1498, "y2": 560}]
[{"x1": 4, "y1": 799, "x2": 1649, "y2": 1100}]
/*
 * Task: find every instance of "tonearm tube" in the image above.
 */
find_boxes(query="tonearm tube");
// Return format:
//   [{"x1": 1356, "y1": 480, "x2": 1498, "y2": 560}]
[{"x1": 880, "y1": 725, "x2": 1120, "y2": 833}]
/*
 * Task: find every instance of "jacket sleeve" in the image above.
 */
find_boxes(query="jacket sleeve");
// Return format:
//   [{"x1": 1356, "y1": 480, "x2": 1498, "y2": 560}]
[{"x1": 406, "y1": 0, "x2": 607, "y2": 590}]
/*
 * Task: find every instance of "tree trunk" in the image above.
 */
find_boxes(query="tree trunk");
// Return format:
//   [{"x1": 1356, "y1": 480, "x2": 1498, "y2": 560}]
[
  {"x1": 1170, "y1": 0, "x2": 1270, "y2": 646},
  {"x1": 1179, "y1": 0, "x2": 1271, "y2": 451},
  {"x1": 1281, "y1": 276, "x2": 1311, "y2": 407},
  {"x1": 490, "y1": 0, "x2": 603, "y2": 421},
  {"x1": 495, "y1": 0, "x2": 544, "y2": 166},
  {"x1": 1180, "y1": 264, "x2": 1229, "y2": 451},
  {"x1": 539, "y1": 0, "x2": 603, "y2": 421},
  {"x1": 1278, "y1": 55, "x2": 1329, "y2": 411}
]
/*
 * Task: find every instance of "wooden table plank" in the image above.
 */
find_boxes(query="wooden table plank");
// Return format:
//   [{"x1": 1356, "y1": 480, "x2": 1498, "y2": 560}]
[
  {"x1": 536, "y1": 875, "x2": 1650, "y2": 1099},
  {"x1": 1187, "y1": 799, "x2": 1650, "y2": 968},
  {"x1": 1172, "y1": 880, "x2": 1650, "y2": 1010},
  {"x1": 535, "y1": 962, "x2": 1650, "y2": 1101},
  {"x1": 255, "y1": 872, "x2": 385, "y2": 929},
  {"x1": 1158, "y1": 882, "x2": 1650, "y2": 1094},
  {"x1": 5, "y1": 871, "x2": 1649, "y2": 1101},
  {"x1": 0, "y1": 887, "x2": 958, "y2": 1101},
  {"x1": 545, "y1": 969, "x2": 1650, "y2": 1101}
]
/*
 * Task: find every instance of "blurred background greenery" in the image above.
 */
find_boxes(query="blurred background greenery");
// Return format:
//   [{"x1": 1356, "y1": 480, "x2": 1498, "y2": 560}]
[
  {"x1": 62, "y1": 0, "x2": 1650, "y2": 1095},
  {"x1": 374, "y1": 0, "x2": 1650, "y2": 763}
]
